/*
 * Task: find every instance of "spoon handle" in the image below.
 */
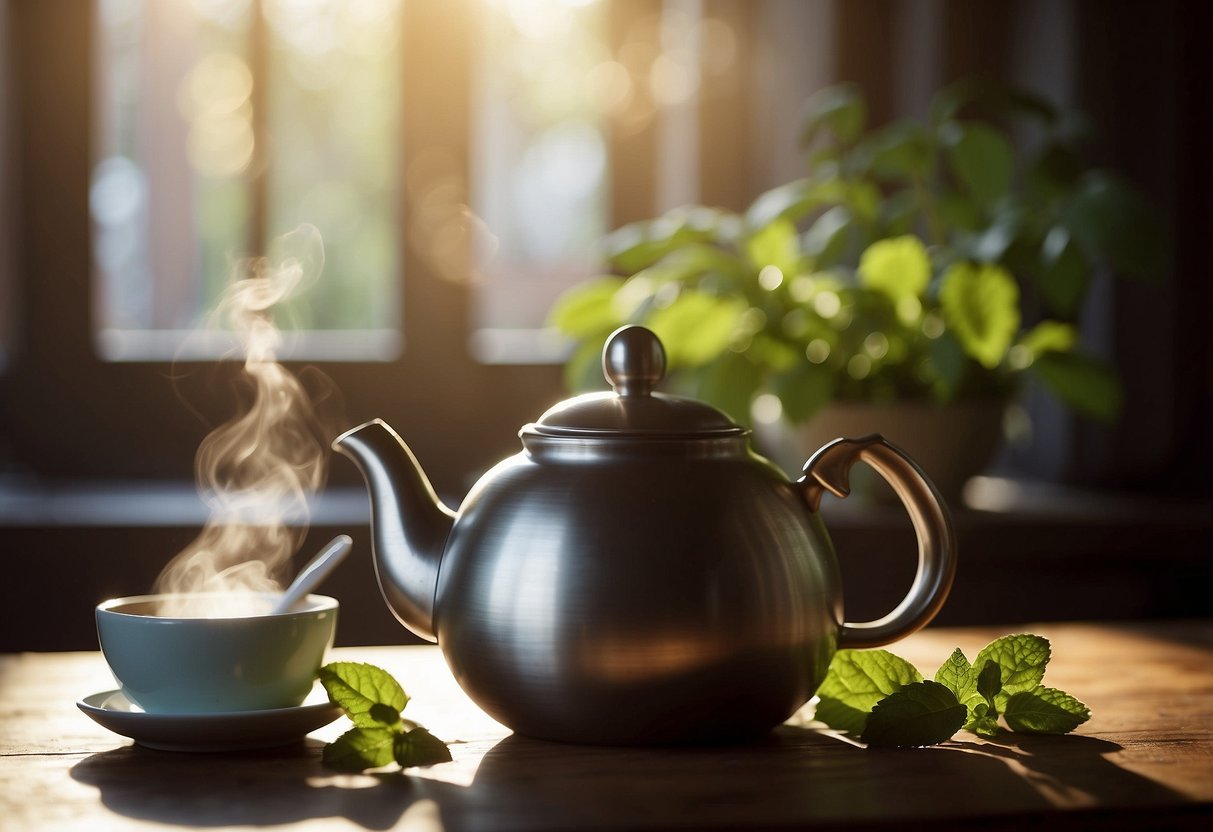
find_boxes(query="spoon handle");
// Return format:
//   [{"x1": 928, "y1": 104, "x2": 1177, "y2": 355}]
[{"x1": 272, "y1": 534, "x2": 353, "y2": 614}]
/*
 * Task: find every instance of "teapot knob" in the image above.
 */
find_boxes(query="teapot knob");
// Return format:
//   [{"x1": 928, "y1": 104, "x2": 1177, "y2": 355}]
[{"x1": 603, "y1": 325, "x2": 665, "y2": 397}]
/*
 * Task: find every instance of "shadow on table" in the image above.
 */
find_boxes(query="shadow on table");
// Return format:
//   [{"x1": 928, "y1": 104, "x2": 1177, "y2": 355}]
[
  {"x1": 70, "y1": 740, "x2": 430, "y2": 830},
  {"x1": 948, "y1": 732, "x2": 1191, "y2": 809},
  {"x1": 432, "y1": 727, "x2": 1191, "y2": 830},
  {"x1": 70, "y1": 727, "x2": 1193, "y2": 831}
]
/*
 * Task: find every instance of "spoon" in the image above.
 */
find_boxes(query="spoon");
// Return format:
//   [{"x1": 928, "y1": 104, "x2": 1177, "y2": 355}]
[{"x1": 271, "y1": 534, "x2": 353, "y2": 614}]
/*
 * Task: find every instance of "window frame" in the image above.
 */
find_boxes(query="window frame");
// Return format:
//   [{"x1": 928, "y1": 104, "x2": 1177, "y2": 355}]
[{"x1": 3, "y1": 0, "x2": 670, "y2": 497}]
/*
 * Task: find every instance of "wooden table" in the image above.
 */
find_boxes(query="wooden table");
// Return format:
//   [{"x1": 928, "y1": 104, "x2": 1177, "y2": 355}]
[{"x1": 2, "y1": 621, "x2": 1211, "y2": 831}]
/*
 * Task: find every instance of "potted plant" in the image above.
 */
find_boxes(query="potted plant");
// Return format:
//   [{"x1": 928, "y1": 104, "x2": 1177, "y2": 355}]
[{"x1": 548, "y1": 79, "x2": 1163, "y2": 499}]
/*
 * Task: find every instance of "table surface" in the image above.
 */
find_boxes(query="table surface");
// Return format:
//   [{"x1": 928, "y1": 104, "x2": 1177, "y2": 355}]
[{"x1": 2, "y1": 620, "x2": 1211, "y2": 832}]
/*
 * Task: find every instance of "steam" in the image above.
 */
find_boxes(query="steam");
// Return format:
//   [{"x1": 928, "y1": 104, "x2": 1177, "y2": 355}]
[{"x1": 154, "y1": 227, "x2": 329, "y2": 617}]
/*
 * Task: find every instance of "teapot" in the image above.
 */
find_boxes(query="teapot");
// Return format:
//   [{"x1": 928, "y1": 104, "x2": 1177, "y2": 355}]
[{"x1": 334, "y1": 325, "x2": 956, "y2": 744}]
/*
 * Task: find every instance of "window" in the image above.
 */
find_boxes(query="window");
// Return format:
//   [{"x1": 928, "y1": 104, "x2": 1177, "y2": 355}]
[
  {"x1": 4, "y1": 0, "x2": 1205, "y2": 500},
  {"x1": 87, "y1": 0, "x2": 775, "y2": 368},
  {"x1": 94, "y1": 0, "x2": 402, "y2": 361},
  {"x1": 471, "y1": 0, "x2": 610, "y2": 364},
  {"x1": 4, "y1": 0, "x2": 742, "y2": 490},
  {"x1": 90, "y1": 0, "x2": 621, "y2": 366}
]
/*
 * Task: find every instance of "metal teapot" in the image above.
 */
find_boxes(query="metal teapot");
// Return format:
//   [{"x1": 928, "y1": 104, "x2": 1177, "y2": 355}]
[{"x1": 334, "y1": 325, "x2": 956, "y2": 744}]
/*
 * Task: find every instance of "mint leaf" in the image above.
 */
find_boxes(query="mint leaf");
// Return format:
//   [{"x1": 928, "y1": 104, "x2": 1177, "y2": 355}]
[
  {"x1": 976, "y1": 659, "x2": 1003, "y2": 713},
  {"x1": 972, "y1": 634, "x2": 1051, "y2": 710},
  {"x1": 815, "y1": 649, "x2": 924, "y2": 735},
  {"x1": 322, "y1": 726, "x2": 398, "y2": 772},
  {"x1": 933, "y1": 648, "x2": 982, "y2": 711},
  {"x1": 815, "y1": 634, "x2": 1090, "y2": 748},
  {"x1": 860, "y1": 680, "x2": 968, "y2": 748},
  {"x1": 937, "y1": 648, "x2": 999, "y2": 736},
  {"x1": 318, "y1": 661, "x2": 451, "y2": 774},
  {"x1": 319, "y1": 662, "x2": 410, "y2": 728},
  {"x1": 965, "y1": 701, "x2": 1001, "y2": 738},
  {"x1": 1004, "y1": 686, "x2": 1091, "y2": 735},
  {"x1": 394, "y1": 727, "x2": 455, "y2": 768}
]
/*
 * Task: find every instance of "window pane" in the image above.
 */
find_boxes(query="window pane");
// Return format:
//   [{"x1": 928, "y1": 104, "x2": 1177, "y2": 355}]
[
  {"x1": 93, "y1": 0, "x2": 252, "y2": 336},
  {"x1": 264, "y1": 0, "x2": 402, "y2": 333},
  {"x1": 92, "y1": 0, "x2": 402, "y2": 360},
  {"x1": 471, "y1": 0, "x2": 610, "y2": 363}
]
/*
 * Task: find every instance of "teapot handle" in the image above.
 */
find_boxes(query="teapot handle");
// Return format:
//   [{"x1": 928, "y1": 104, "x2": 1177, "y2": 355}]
[{"x1": 799, "y1": 435, "x2": 957, "y2": 650}]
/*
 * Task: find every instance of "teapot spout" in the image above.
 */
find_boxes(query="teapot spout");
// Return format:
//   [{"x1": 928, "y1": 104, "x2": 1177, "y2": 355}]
[{"x1": 332, "y1": 419, "x2": 454, "y2": 642}]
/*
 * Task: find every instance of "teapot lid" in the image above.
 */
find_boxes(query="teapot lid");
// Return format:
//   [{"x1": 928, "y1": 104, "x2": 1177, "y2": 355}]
[{"x1": 524, "y1": 326, "x2": 747, "y2": 438}]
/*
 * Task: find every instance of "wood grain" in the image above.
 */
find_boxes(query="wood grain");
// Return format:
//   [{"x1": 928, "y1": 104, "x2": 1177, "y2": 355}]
[{"x1": 2, "y1": 621, "x2": 1211, "y2": 831}]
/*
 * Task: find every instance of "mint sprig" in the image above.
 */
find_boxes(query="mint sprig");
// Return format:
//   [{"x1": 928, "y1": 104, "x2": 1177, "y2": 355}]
[
  {"x1": 318, "y1": 662, "x2": 452, "y2": 772},
  {"x1": 814, "y1": 633, "x2": 1090, "y2": 747}
]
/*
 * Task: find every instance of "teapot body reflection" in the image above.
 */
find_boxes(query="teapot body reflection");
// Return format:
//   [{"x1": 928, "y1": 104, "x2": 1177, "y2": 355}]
[{"x1": 335, "y1": 326, "x2": 956, "y2": 744}]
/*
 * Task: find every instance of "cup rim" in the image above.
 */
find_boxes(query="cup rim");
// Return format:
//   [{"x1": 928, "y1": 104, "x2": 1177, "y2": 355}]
[{"x1": 97, "y1": 592, "x2": 339, "y2": 621}]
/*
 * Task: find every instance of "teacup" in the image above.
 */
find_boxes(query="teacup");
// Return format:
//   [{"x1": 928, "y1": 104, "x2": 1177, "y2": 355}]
[{"x1": 96, "y1": 593, "x2": 338, "y2": 714}]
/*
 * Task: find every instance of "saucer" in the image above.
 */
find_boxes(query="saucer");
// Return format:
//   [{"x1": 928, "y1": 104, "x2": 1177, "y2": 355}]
[{"x1": 77, "y1": 686, "x2": 344, "y2": 752}]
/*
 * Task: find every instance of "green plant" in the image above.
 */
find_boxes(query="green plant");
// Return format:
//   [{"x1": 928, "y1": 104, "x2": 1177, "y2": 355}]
[
  {"x1": 814, "y1": 633, "x2": 1090, "y2": 748},
  {"x1": 318, "y1": 662, "x2": 452, "y2": 772},
  {"x1": 550, "y1": 79, "x2": 1164, "y2": 427}
]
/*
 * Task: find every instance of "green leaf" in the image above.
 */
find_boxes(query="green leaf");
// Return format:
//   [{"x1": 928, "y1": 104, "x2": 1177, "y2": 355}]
[
  {"x1": 939, "y1": 262, "x2": 1021, "y2": 369},
  {"x1": 800, "y1": 83, "x2": 867, "y2": 148},
  {"x1": 1018, "y1": 321, "x2": 1077, "y2": 360},
  {"x1": 846, "y1": 180, "x2": 882, "y2": 225},
  {"x1": 604, "y1": 207, "x2": 731, "y2": 273},
  {"x1": 941, "y1": 121, "x2": 1014, "y2": 205},
  {"x1": 926, "y1": 331, "x2": 968, "y2": 402},
  {"x1": 858, "y1": 235, "x2": 931, "y2": 299},
  {"x1": 690, "y1": 350, "x2": 762, "y2": 426},
  {"x1": 933, "y1": 648, "x2": 983, "y2": 711},
  {"x1": 1031, "y1": 351, "x2": 1123, "y2": 421},
  {"x1": 965, "y1": 702, "x2": 1002, "y2": 738},
  {"x1": 815, "y1": 649, "x2": 924, "y2": 736},
  {"x1": 319, "y1": 662, "x2": 410, "y2": 729},
  {"x1": 322, "y1": 726, "x2": 398, "y2": 772},
  {"x1": 1028, "y1": 142, "x2": 1085, "y2": 200},
  {"x1": 745, "y1": 331, "x2": 803, "y2": 372},
  {"x1": 646, "y1": 291, "x2": 746, "y2": 368},
  {"x1": 935, "y1": 192, "x2": 984, "y2": 232},
  {"x1": 658, "y1": 244, "x2": 751, "y2": 286},
  {"x1": 770, "y1": 363, "x2": 837, "y2": 424},
  {"x1": 802, "y1": 206, "x2": 852, "y2": 267},
  {"x1": 601, "y1": 220, "x2": 680, "y2": 273},
  {"x1": 318, "y1": 662, "x2": 453, "y2": 773},
  {"x1": 1004, "y1": 686, "x2": 1091, "y2": 735},
  {"x1": 745, "y1": 217, "x2": 801, "y2": 276},
  {"x1": 972, "y1": 635, "x2": 1051, "y2": 712},
  {"x1": 860, "y1": 680, "x2": 968, "y2": 748},
  {"x1": 1062, "y1": 171, "x2": 1166, "y2": 279},
  {"x1": 968, "y1": 208, "x2": 1024, "y2": 263},
  {"x1": 564, "y1": 338, "x2": 610, "y2": 393},
  {"x1": 976, "y1": 660, "x2": 1003, "y2": 712},
  {"x1": 931, "y1": 77, "x2": 1058, "y2": 126},
  {"x1": 861, "y1": 120, "x2": 934, "y2": 182},
  {"x1": 1036, "y1": 226, "x2": 1090, "y2": 318},
  {"x1": 393, "y1": 727, "x2": 455, "y2": 768},
  {"x1": 746, "y1": 178, "x2": 813, "y2": 228},
  {"x1": 880, "y1": 189, "x2": 919, "y2": 236},
  {"x1": 548, "y1": 277, "x2": 625, "y2": 338}
]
